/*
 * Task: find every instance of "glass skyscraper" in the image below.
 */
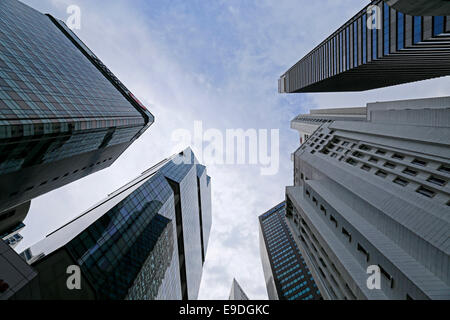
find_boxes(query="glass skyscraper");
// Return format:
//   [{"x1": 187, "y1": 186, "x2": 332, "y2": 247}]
[
  {"x1": 8, "y1": 148, "x2": 211, "y2": 300},
  {"x1": 259, "y1": 202, "x2": 321, "y2": 301},
  {"x1": 0, "y1": 0, "x2": 154, "y2": 235}
]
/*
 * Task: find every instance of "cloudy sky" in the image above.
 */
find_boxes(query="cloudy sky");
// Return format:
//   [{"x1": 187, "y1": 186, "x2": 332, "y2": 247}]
[{"x1": 17, "y1": 0, "x2": 450, "y2": 300}]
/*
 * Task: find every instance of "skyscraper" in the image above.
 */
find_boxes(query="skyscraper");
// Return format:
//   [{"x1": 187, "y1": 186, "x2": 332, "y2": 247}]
[
  {"x1": 382, "y1": 0, "x2": 450, "y2": 16},
  {"x1": 8, "y1": 148, "x2": 212, "y2": 300},
  {"x1": 228, "y1": 278, "x2": 249, "y2": 300},
  {"x1": 285, "y1": 97, "x2": 450, "y2": 300},
  {"x1": 0, "y1": 0, "x2": 154, "y2": 235},
  {"x1": 259, "y1": 202, "x2": 321, "y2": 301},
  {"x1": 278, "y1": 0, "x2": 450, "y2": 93}
]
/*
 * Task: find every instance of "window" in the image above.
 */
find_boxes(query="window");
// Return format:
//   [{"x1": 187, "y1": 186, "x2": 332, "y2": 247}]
[
  {"x1": 384, "y1": 162, "x2": 396, "y2": 169},
  {"x1": 361, "y1": 164, "x2": 371, "y2": 172},
  {"x1": 306, "y1": 190, "x2": 310, "y2": 197},
  {"x1": 416, "y1": 186, "x2": 436, "y2": 198},
  {"x1": 427, "y1": 176, "x2": 446, "y2": 187},
  {"x1": 412, "y1": 159, "x2": 427, "y2": 167},
  {"x1": 433, "y1": 16, "x2": 445, "y2": 36},
  {"x1": 413, "y1": 16, "x2": 422, "y2": 44},
  {"x1": 383, "y1": 3, "x2": 390, "y2": 55},
  {"x1": 346, "y1": 27, "x2": 350, "y2": 70},
  {"x1": 342, "y1": 228, "x2": 352, "y2": 242},
  {"x1": 394, "y1": 178, "x2": 409, "y2": 187},
  {"x1": 376, "y1": 170, "x2": 388, "y2": 178},
  {"x1": 357, "y1": 243, "x2": 370, "y2": 262},
  {"x1": 403, "y1": 168, "x2": 418, "y2": 176},
  {"x1": 372, "y1": 16, "x2": 378, "y2": 60},
  {"x1": 346, "y1": 158, "x2": 357, "y2": 166},
  {"x1": 397, "y1": 12, "x2": 404, "y2": 50},
  {"x1": 359, "y1": 145, "x2": 371, "y2": 151},
  {"x1": 362, "y1": 14, "x2": 367, "y2": 63},
  {"x1": 354, "y1": 21, "x2": 358, "y2": 67},
  {"x1": 369, "y1": 157, "x2": 378, "y2": 163},
  {"x1": 353, "y1": 151, "x2": 364, "y2": 158},
  {"x1": 320, "y1": 205, "x2": 327, "y2": 215},
  {"x1": 379, "y1": 265, "x2": 394, "y2": 289},
  {"x1": 330, "y1": 215, "x2": 338, "y2": 227},
  {"x1": 312, "y1": 197, "x2": 318, "y2": 205},
  {"x1": 392, "y1": 153, "x2": 404, "y2": 160},
  {"x1": 438, "y1": 165, "x2": 450, "y2": 175},
  {"x1": 376, "y1": 150, "x2": 386, "y2": 156}
]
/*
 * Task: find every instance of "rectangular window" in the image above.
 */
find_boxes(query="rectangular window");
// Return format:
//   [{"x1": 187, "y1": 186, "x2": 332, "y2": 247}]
[
  {"x1": 438, "y1": 165, "x2": 450, "y2": 174},
  {"x1": 427, "y1": 176, "x2": 447, "y2": 187},
  {"x1": 392, "y1": 153, "x2": 404, "y2": 160},
  {"x1": 372, "y1": 22, "x2": 378, "y2": 60},
  {"x1": 361, "y1": 164, "x2": 371, "y2": 171},
  {"x1": 384, "y1": 3, "x2": 390, "y2": 55},
  {"x1": 412, "y1": 159, "x2": 427, "y2": 167},
  {"x1": 433, "y1": 16, "x2": 444, "y2": 36},
  {"x1": 357, "y1": 243, "x2": 370, "y2": 262},
  {"x1": 330, "y1": 215, "x2": 338, "y2": 227},
  {"x1": 394, "y1": 178, "x2": 409, "y2": 187},
  {"x1": 346, "y1": 27, "x2": 350, "y2": 70},
  {"x1": 413, "y1": 16, "x2": 422, "y2": 44},
  {"x1": 397, "y1": 12, "x2": 404, "y2": 50},
  {"x1": 340, "y1": 33, "x2": 343, "y2": 73},
  {"x1": 362, "y1": 14, "x2": 367, "y2": 63},
  {"x1": 376, "y1": 170, "x2": 388, "y2": 178},
  {"x1": 403, "y1": 168, "x2": 418, "y2": 176},
  {"x1": 416, "y1": 186, "x2": 436, "y2": 198},
  {"x1": 342, "y1": 227, "x2": 352, "y2": 242}
]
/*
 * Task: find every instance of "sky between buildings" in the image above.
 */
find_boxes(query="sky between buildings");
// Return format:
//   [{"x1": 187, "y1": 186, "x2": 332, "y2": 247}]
[{"x1": 16, "y1": 0, "x2": 450, "y2": 299}]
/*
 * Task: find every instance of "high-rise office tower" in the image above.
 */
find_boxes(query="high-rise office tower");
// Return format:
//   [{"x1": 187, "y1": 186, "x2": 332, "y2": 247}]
[
  {"x1": 278, "y1": 0, "x2": 450, "y2": 93},
  {"x1": 0, "y1": 0, "x2": 154, "y2": 236},
  {"x1": 228, "y1": 278, "x2": 249, "y2": 300},
  {"x1": 291, "y1": 107, "x2": 367, "y2": 145},
  {"x1": 382, "y1": 0, "x2": 450, "y2": 16},
  {"x1": 6, "y1": 148, "x2": 211, "y2": 300},
  {"x1": 259, "y1": 202, "x2": 321, "y2": 301},
  {"x1": 285, "y1": 97, "x2": 450, "y2": 300}
]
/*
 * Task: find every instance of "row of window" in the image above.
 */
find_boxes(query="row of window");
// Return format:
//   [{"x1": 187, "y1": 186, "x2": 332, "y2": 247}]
[
  {"x1": 291, "y1": 0, "x2": 446, "y2": 88},
  {"x1": 302, "y1": 189, "x2": 410, "y2": 297}
]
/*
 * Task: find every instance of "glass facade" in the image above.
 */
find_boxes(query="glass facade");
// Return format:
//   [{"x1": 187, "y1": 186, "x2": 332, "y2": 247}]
[
  {"x1": 259, "y1": 202, "x2": 321, "y2": 301},
  {"x1": 0, "y1": 0, "x2": 153, "y2": 216},
  {"x1": 413, "y1": 16, "x2": 422, "y2": 44},
  {"x1": 16, "y1": 148, "x2": 212, "y2": 300}
]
